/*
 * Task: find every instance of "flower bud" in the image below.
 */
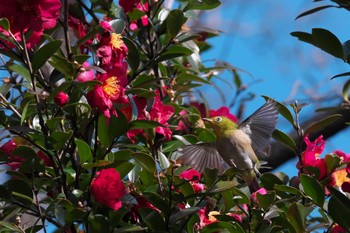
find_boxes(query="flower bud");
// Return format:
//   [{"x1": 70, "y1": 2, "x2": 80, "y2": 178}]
[{"x1": 54, "y1": 91, "x2": 69, "y2": 107}]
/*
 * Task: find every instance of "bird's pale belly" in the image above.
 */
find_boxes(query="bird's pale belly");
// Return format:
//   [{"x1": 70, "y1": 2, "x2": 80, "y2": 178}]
[{"x1": 216, "y1": 135, "x2": 255, "y2": 171}]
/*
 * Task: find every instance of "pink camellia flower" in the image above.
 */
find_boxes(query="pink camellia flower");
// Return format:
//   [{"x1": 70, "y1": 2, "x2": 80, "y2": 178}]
[
  {"x1": 90, "y1": 168, "x2": 125, "y2": 210},
  {"x1": 100, "y1": 20, "x2": 113, "y2": 32},
  {"x1": 250, "y1": 187, "x2": 267, "y2": 203},
  {"x1": 129, "y1": 2, "x2": 149, "y2": 31},
  {"x1": 54, "y1": 92, "x2": 69, "y2": 107},
  {"x1": 299, "y1": 135, "x2": 327, "y2": 180},
  {"x1": 0, "y1": 0, "x2": 61, "y2": 48},
  {"x1": 180, "y1": 169, "x2": 205, "y2": 193},
  {"x1": 194, "y1": 208, "x2": 218, "y2": 230},
  {"x1": 227, "y1": 213, "x2": 243, "y2": 223},
  {"x1": 210, "y1": 106, "x2": 238, "y2": 123},
  {"x1": 331, "y1": 225, "x2": 346, "y2": 233},
  {"x1": 0, "y1": 139, "x2": 22, "y2": 169},
  {"x1": 76, "y1": 62, "x2": 95, "y2": 82},
  {"x1": 127, "y1": 94, "x2": 175, "y2": 142}
]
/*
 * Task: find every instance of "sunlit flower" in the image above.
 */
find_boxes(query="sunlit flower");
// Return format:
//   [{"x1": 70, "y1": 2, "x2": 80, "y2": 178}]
[{"x1": 180, "y1": 169, "x2": 205, "y2": 193}]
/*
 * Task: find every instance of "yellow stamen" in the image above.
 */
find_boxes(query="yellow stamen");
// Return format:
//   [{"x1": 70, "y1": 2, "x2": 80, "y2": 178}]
[
  {"x1": 111, "y1": 33, "x2": 123, "y2": 50},
  {"x1": 334, "y1": 168, "x2": 350, "y2": 187},
  {"x1": 102, "y1": 76, "x2": 119, "y2": 98}
]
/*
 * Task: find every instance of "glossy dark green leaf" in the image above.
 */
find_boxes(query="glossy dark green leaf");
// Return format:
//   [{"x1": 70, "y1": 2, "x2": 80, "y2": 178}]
[
  {"x1": 167, "y1": 9, "x2": 186, "y2": 38},
  {"x1": 257, "y1": 191, "x2": 276, "y2": 211},
  {"x1": 130, "y1": 152, "x2": 156, "y2": 173},
  {"x1": 287, "y1": 202, "x2": 306, "y2": 233},
  {"x1": 50, "y1": 130, "x2": 73, "y2": 151},
  {"x1": 32, "y1": 40, "x2": 62, "y2": 70},
  {"x1": 7, "y1": 179, "x2": 33, "y2": 203},
  {"x1": 272, "y1": 129, "x2": 297, "y2": 153},
  {"x1": 204, "y1": 168, "x2": 219, "y2": 188},
  {"x1": 176, "y1": 73, "x2": 211, "y2": 85},
  {"x1": 0, "y1": 221, "x2": 22, "y2": 232},
  {"x1": 311, "y1": 28, "x2": 343, "y2": 59},
  {"x1": 261, "y1": 173, "x2": 284, "y2": 190},
  {"x1": 139, "y1": 208, "x2": 166, "y2": 231},
  {"x1": 48, "y1": 54, "x2": 76, "y2": 79},
  {"x1": 295, "y1": 5, "x2": 337, "y2": 20},
  {"x1": 328, "y1": 189, "x2": 350, "y2": 229},
  {"x1": 0, "y1": 18, "x2": 10, "y2": 31},
  {"x1": 300, "y1": 174, "x2": 324, "y2": 207},
  {"x1": 169, "y1": 207, "x2": 200, "y2": 225},
  {"x1": 98, "y1": 113, "x2": 128, "y2": 147},
  {"x1": 187, "y1": 0, "x2": 221, "y2": 10},
  {"x1": 305, "y1": 114, "x2": 342, "y2": 134},
  {"x1": 325, "y1": 153, "x2": 341, "y2": 173},
  {"x1": 74, "y1": 138, "x2": 93, "y2": 164},
  {"x1": 221, "y1": 189, "x2": 234, "y2": 212},
  {"x1": 211, "y1": 180, "x2": 237, "y2": 193},
  {"x1": 143, "y1": 192, "x2": 170, "y2": 217},
  {"x1": 330, "y1": 71, "x2": 350, "y2": 79},
  {"x1": 273, "y1": 184, "x2": 300, "y2": 195},
  {"x1": 201, "y1": 221, "x2": 245, "y2": 233},
  {"x1": 155, "y1": 45, "x2": 193, "y2": 63},
  {"x1": 123, "y1": 37, "x2": 140, "y2": 71},
  {"x1": 88, "y1": 214, "x2": 109, "y2": 232},
  {"x1": 0, "y1": 185, "x2": 11, "y2": 200},
  {"x1": 128, "y1": 120, "x2": 163, "y2": 130},
  {"x1": 8, "y1": 64, "x2": 31, "y2": 83}
]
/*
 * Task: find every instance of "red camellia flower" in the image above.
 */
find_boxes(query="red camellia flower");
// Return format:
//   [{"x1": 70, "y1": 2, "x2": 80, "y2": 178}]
[
  {"x1": 54, "y1": 92, "x2": 69, "y2": 107},
  {"x1": 90, "y1": 168, "x2": 125, "y2": 210},
  {"x1": 180, "y1": 169, "x2": 205, "y2": 193},
  {"x1": 210, "y1": 106, "x2": 238, "y2": 123},
  {"x1": 0, "y1": 0, "x2": 61, "y2": 48},
  {"x1": 126, "y1": 94, "x2": 175, "y2": 142},
  {"x1": 250, "y1": 187, "x2": 267, "y2": 203}
]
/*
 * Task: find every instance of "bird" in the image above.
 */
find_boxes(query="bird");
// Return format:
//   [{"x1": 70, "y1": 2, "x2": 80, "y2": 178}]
[{"x1": 176, "y1": 99, "x2": 279, "y2": 193}]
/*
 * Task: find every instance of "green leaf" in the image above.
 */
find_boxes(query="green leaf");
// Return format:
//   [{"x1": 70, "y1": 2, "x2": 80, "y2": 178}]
[
  {"x1": 50, "y1": 130, "x2": 73, "y2": 151},
  {"x1": 130, "y1": 152, "x2": 156, "y2": 173},
  {"x1": 260, "y1": 173, "x2": 284, "y2": 190},
  {"x1": 0, "y1": 18, "x2": 10, "y2": 31},
  {"x1": 169, "y1": 207, "x2": 200, "y2": 225},
  {"x1": 187, "y1": 0, "x2": 221, "y2": 10},
  {"x1": 287, "y1": 202, "x2": 306, "y2": 233},
  {"x1": 300, "y1": 174, "x2": 324, "y2": 207},
  {"x1": 211, "y1": 180, "x2": 237, "y2": 193},
  {"x1": 305, "y1": 114, "x2": 342, "y2": 134},
  {"x1": 155, "y1": 45, "x2": 194, "y2": 63},
  {"x1": 48, "y1": 55, "x2": 76, "y2": 79},
  {"x1": 115, "y1": 162, "x2": 134, "y2": 178},
  {"x1": 342, "y1": 79, "x2": 350, "y2": 102},
  {"x1": 138, "y1": 209, "x2": 165, "y2": 231},
  {"x1": 8, "y1": 64, "x2": 31, "y2": 83},
  {"x1": 32, "y1": 40, "x2": 62, "y2": 70},
  {"x1": 123, "y1": 37, "x2": 140, "y2": 71},
  {"x1": 295, "y1": 5, "x2": 337, "y2": 20},
  {"x1": 98, "y1": 112, "x2": 128, "y2": 146},
  {"x1": 204, "y1": 168, "x2": 219, "y2": 188},
  {"x1": 328, "y1": 188, "x2": 350, "y2": 229},
  {"x1": 74, "y1": 138, "x2": 93, "y2": 164},
  {"x1": 128, "y1": 120, "x2": 163, "y2": 130},
  {"x1": 311, "y1": 28, "x2": 343, "y2": 59},
  {"x1": 7, "y1": 179, "x2": 33, "y2": 204},
  {"x1": 273, "y1": 184, "x2": 300, "y2": 195},
  {"x1": 0, "y1": 221, "x2": 22, "y2": 232},
  {"x1": 221, "y1": 189, "x2": 234, "y2": 212},
  {"x1": 201, "y1": 221, "x2": 245, "y2": 233},
  {"x1": 325, "y1": 153, "x2": 341, "y2": 173},
  {"x1": 272, "y1": 129, "x2": 297, "y2": 153},
  {"x1": 143, "y1": 192, "x2": 171, "y2": 217},
  {"x1": 257, "y1": 191, "x2": 276, "y2": 211},
  {"x1": 167, "y1": 9, "x2": 186, "y2": 38}
]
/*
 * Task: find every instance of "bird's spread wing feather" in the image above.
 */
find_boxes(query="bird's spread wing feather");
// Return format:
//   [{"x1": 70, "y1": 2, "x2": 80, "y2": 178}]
[
  {"x1": 175, "y1": 143, "x2": 227, "y2": 174},
  {"x1": 239, "y1": 99, "x2": 278, "y2": 158}
]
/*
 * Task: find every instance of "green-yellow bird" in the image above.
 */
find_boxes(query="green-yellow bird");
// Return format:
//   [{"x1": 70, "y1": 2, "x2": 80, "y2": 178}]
[{"x1": 177, "y1": 100, "x2": 279, "y2": 193}]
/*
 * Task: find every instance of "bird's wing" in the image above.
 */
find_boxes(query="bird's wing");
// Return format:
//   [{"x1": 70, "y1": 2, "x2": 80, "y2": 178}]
[
  {"x1": 175, "y1": 143, "x2": 227, "y2": 174},
  {"x1": 238, "y1": 99, "x2": 278, "y2": 158}
]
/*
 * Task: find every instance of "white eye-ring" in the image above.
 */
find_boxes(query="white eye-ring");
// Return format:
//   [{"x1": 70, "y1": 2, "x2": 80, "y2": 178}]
[{"x1": 215, "y1": 117, "x2": 222, "y2": 122}]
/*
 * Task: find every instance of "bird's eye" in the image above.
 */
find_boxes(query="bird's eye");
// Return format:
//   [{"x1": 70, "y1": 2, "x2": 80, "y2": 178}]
[{"x1": 215, "y1": 117, "x2": 222, "y2": 122}]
